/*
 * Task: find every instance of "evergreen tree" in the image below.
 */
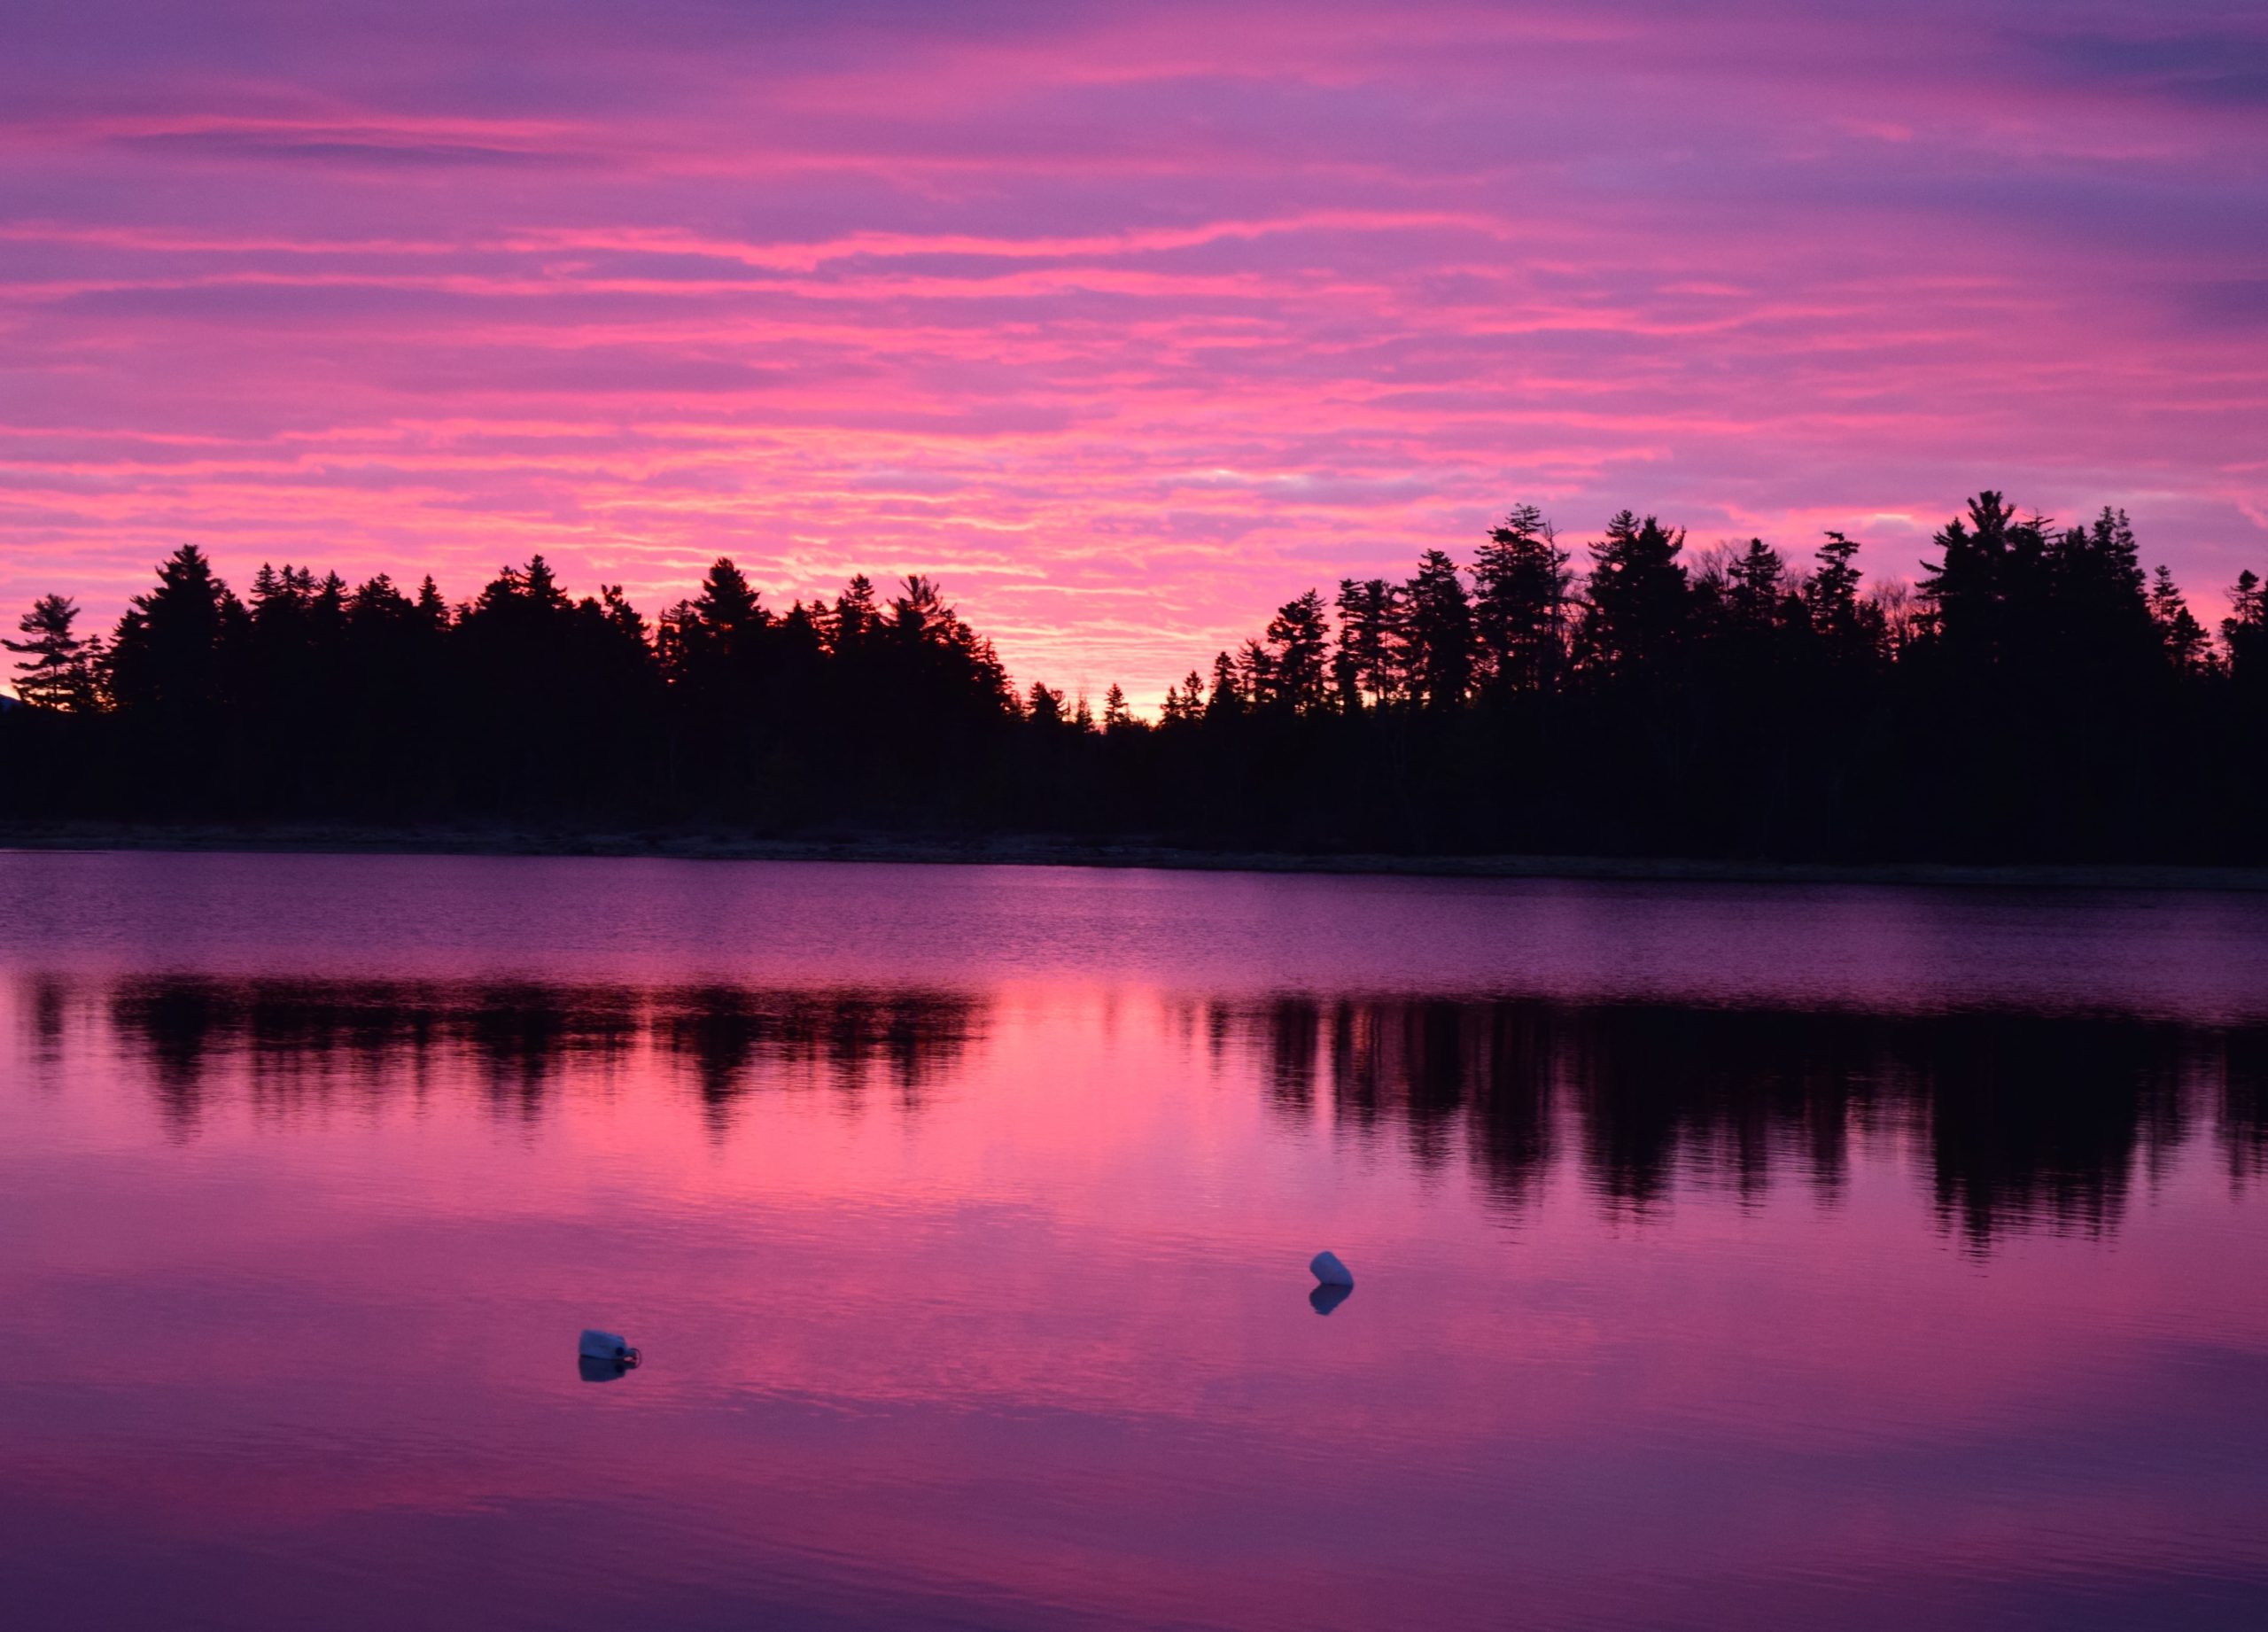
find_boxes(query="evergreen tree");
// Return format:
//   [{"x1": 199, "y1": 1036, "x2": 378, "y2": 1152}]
[
  {"x1": 1918, "y1": 492, "x2": 2050, "y2": 665},
  {"x1": 4, "y1": 595, "x2": 100, "y2": 711},
  {"x1": 1580, "y1": 511, "x2": 1689, "y2": 676},
  {"x1": 521, "y1": 554, "x2": 571, "y2": 614},
  {"x1": 1262, "y1": 590, "x2": 1331, "y2": 713},
  {"x1": 1804, "y1": 532, "x2": 1877, "y2": 660},
  {"x1": 1161, "y1": 669, "x2": 1206, "y2": 724},
  {"x1": 695, "y1": 558, "x2": 763, "y2": 641},
  {"x1": 1472, "y1": 506, "x2": 1570, "y2": 696},
  {"x1": 104, "y1": 544, "x2": 245, "y2": 716},
  {"x1": 889, "y1": 575, "x2": 946, "y2": 643},
  {"x1": 833, "y1": 574, "x2": 881, "y2": 653},
  {"x1": 2224, "y1": 571, "x2": 2268, "y2": 682},
  {"x1": 1401, "y1": 549, "x2": 1473, "y2": 707},
  {"x1": 413, "y1": 576, "x2": 450, "y2": 632},
  {"x1": 347, "y1": 572, "x2": 413, "y2": 625},
  {"x1": 1236, "y1": 640, "x2": 1272, "y2": 711},
  {"x1": 2148, "y1": 566, "x2": 2213, "y2": 675},
  {"x1": 1205, "y1": 650, "x2": 1243, "y2": 719},
  {"x1": 1725, "y1": 540, "x2": 1788, "y2": 633},
  {"x1": 1332, "y1": 578, "x2": 1403, "y2": 711}
]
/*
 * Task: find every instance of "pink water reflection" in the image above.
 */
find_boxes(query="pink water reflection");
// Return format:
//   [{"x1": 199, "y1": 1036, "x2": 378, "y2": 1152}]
[{"x1": 3, "y1": 854, "x2": 2265, "y2": 1628}]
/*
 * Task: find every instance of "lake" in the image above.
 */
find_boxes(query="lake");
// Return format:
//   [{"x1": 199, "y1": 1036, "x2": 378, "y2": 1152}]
[{"x1": 4, "y1": 850, "x2": 2265, "y2": 1630}]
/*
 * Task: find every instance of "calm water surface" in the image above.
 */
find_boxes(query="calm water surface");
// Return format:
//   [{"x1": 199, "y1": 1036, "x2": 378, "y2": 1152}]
[{"x1": 4, "y1": 851, "x2": 2266, "y2": 1630}]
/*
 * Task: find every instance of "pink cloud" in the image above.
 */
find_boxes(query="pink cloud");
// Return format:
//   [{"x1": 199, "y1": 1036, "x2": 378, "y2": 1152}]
[{"x1": 3, "y1": 1, "x2": 2265, "y2": 703}]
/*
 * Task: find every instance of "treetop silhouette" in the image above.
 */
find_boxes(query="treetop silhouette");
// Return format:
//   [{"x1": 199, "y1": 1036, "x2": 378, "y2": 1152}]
[{"x1": 6, "y1": 495, "x2": 2264, "y2": 863}]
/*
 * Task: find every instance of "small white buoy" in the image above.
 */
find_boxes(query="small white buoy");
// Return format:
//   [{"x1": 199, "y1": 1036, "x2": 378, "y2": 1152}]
[
  {"x1": 1309, "y1": 1250, "x2": 1355, "y2": 1288},
  {"x1": 579, "y1": 1328, "x2": 641, "y2": 1367}
]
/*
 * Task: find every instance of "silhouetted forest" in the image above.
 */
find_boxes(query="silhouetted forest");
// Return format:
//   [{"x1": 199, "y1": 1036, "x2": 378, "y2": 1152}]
[
  {"x1": 27, "y1": 971, "x2": 2265, "y2": 1247},
  {"x1": 7, "y1": 493, "x2": 2267, "y2": 861}
]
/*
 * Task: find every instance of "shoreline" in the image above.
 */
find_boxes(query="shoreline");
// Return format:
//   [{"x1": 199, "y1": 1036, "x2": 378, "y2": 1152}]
[{"x1": 4, "y1": 820, "x2": 2267, "y2": 894}]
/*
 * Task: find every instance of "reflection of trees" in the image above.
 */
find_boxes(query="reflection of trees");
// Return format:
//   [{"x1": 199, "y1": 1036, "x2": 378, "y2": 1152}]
[
  {"x1": 2220, "y1": 1028, "x2": 2268, "y2": 1187},
  {"x1": 99, "y1": 976, "x2": 983, "y2": 1135},
  {"x1": 1229, "y1": 995, "x2": 2268, "y2": 1247},
  {"x1": 1319, "y1": 999, "x2": 1557, "y2": 1208},
  {"x1": 651, "y1": 986, "x2": 983, "y2": 1131},
  {"x1": 1905, "y1": 1015, "x2": 2191, "y2": 1245},
  {"x1": 24, "y1": 974, "x2": 67, "y2": 1064},
  {"x1": 58, "y1": 974, "x2": 2268, "y2": 1244}
]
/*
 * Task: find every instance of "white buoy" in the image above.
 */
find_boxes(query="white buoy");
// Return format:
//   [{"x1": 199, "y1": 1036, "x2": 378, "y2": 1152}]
[
  {"x1": 579, "y1": 1328, "x2": 641, "y2": 1367},
  {"x1": 1309, "y1": 1250, "x2": 1355, "y2": 1288}
]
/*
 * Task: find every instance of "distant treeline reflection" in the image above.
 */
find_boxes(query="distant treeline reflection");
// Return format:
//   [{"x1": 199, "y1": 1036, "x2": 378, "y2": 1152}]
[
  {"x1": 1224, "y1": 995, "x2": 2268, "y2": 1243},
  {"x1": 50, "y1": 976, "x2": 2268, "y2": 1245},
  {"x1": 96, "y1": 976, "x2": 983, "y2": 1130}
]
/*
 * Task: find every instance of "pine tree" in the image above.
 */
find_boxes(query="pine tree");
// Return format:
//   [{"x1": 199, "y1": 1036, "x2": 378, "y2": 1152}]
[
  {"x1": 1402, "y1": 549, "x2": 1473, "y2": 707},
  {"x1": 1262, "y1": 590, "x2": 1331, "y2": 713},
  {"x1": 4, "y1": 595, "x2": 100, "y2": 711},
  {"x1": 690, "y1": 558, "x2": 765, "y2": 655},
  {"x1": 2224, "y1": 570, "x2": 2268, "y2": 682},
  {"x1": 522, "y1": 555, "x2": 571, "y2": 613},
  {"x1": 414, "y1": 576, "x2": 451, "y2": 633},
  {"x1": 1332, "y1": 578, "x2": 1404, "y2": 711},
  {"x1": 1236, "y1": 640, "x2": 1272, "y2": 710},
  {"x1": 104, "y1": 544, "x2": 245, "y2": 715},
  {"x1": 1161, "y1": 669, "x2": 1206, "y2": 724},
  {"x1": 2148, "y1": 565, "x2": 2212, "y2": 675},
  {"x1": 1472, "y1": 506, "x2": 1570, "y2": 696},
  {"x1": 1205, "y1": 649, "x2": 1244, "y2": 719},
  {"x1": 1804, "y1": 531, "x2": 1876, "y2": 660},
  {"x1": 832, "y1": 575, "x2": 880, "y2": 653},
  {"x1": 1580, "y1": 511, "x2": 1689, "y2": 676},
  {"x1": 1917, "y1": 493, "x2": 2050, "y2": 665},
  {"x1": 1725, "y1": 540, "x2": 1787, "y2": 633},
  {"x1": 889, "y1": 575, "x2": 946, "y2": 642}
]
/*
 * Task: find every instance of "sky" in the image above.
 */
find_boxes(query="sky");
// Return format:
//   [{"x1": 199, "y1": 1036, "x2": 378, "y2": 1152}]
[{"x1": 4, "y1": 0, "x2": 2265, "y2": 706}]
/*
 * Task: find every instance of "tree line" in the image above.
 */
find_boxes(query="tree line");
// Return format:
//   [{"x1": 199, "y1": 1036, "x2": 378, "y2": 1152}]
[{"x1": 5, "y1": 492, "x2": 2265, "y2": 862}]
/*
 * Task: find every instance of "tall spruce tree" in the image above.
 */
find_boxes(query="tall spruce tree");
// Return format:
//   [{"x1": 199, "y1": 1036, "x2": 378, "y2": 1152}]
[
  {"x1": 1804, "y1": 531, "x2": 1876, "y2": 661},
  {"x1": 1332, "y1": 578, "x2": 1403, "y2": 711},
  {"x1": 2148, "y1": 566, "x2": 2213, "y2": 675},
  {"x1": 105, "y1": 544, "x2": 245, "y2": 716},
  {"x1": 1262, "y1": 590, "x2": 1331, "y2": 713},
  {"x1": 2224, "y1": 571, "x2": 2268, "y2": 683},
  {"x1": 1402, "y1": 549, "x2": 1473, "y2": 708},
  {"x1": 1580, "y1": 511, "x2": 1689, "y2": 677},
  {"x1": 1472, "y1": 506, "x2": 1570, "y2": 696}
]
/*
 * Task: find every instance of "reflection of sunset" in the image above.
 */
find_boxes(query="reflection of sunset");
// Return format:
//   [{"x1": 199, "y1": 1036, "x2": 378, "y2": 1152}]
[{"x1": 11, "y1": 963, "x2": 2268, "y2": 1628}]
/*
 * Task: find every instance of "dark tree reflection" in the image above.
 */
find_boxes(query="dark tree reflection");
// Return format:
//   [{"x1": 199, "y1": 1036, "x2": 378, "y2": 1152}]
[
  {"x1": 650, "y1": 985, "x2": 983, "y2": 1131},
  {"x1": 1227, "y1": 995, "x2": 2268, "y2": 1247},
  {"x1": 2221, "y1": 1027, "x2": 2268, "y2": 1186},
  {"x1": 53, "y1": 974, "x2": 2268, "y2": 1247},
  {"x1": 99, "y1": 975, "x2": 983, "y2": 1135}
]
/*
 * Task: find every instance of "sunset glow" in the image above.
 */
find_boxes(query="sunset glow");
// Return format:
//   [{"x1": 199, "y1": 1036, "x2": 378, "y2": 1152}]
[{"x1": 4, "y1": 1, "x2": 2266, "y2": 703}]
